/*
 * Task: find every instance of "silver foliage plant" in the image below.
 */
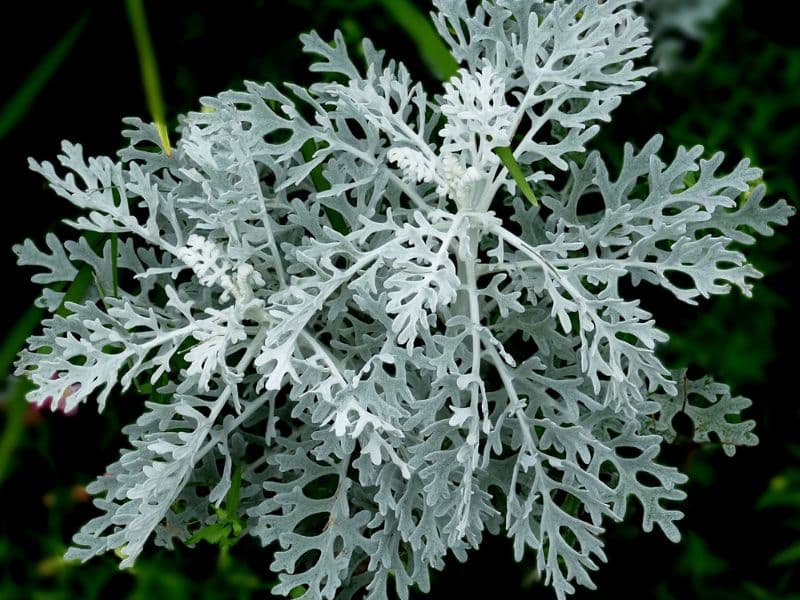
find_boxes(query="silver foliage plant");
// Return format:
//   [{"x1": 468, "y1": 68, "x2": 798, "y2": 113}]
[{"x1": 14, "y1": 1, "x2": 793, "y2": 598}]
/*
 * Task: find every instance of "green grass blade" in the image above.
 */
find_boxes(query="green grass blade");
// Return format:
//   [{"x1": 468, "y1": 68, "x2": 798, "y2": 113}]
[
  {"x1": 0, "y1": 379, "x2": 33, "y2": 486},
  {"x1": 379, "y1": 0, "x2": 458, "y2": 80},
  {"x1": 0, "y1": 305, "x2": 42, "y2": 377},
  {"x1": 0, "y1": 13, "x2": 88, "y2": 142},
  {"x1": 125, "y1": 0, "x2": 172, "y2": 155},
  {"x1": 495, "y1": 147, "x2": 539, "y2": 206}
]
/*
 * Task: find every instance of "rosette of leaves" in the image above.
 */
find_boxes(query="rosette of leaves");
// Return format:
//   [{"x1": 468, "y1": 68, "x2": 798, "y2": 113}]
[{"x1": 13, "y1": 1, "x2": 793, "y2": 598}]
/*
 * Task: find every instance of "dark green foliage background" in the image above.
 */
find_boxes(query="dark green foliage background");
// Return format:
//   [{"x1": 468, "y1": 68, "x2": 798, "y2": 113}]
[{"x1": 0, "y1": 1, "x2": 797, "y2": 598}]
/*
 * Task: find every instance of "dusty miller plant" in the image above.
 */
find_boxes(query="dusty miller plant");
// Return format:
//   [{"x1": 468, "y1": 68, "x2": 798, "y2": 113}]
[{"x1": 14, "y1": 0, "x2": 793, "y2": 598}]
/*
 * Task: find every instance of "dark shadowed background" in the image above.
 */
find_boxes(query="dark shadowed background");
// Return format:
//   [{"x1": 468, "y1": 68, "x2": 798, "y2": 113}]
[{"x1": 0, "y1": 1, "x2": 798, "y2": 598}]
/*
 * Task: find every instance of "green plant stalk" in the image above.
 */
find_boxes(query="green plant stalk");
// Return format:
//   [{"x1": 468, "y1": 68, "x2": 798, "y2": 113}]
[
  {"x1": 125, "y1": 0, "x2": 172, "y2": 155},
  {"x1": 379, "y1": 0, "x2": 458, "y2": 80},
  {"x1": 0, "y1": 13, "x2": 88, "y2": 141},
  {"x1": 111, "y1": 233, "x2": 119, "y2": 298}
]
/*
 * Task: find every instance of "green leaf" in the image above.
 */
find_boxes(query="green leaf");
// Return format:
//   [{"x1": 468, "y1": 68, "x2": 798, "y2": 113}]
[
  {"x1": 379, "y1": 0, "x2": 458, "y2": 80},
  {"x1": 225, "y1": 464, "x2": 243, "y2": 515},
  {"x1": 495, "y1": 146, "x2": 539, "y2": 206},
  {"x1": 757, "y1": 470, "x2": 800, "y2": 510},
  {"x1": 0, "y1": 13, "x2": 88, "y2": 141},
  {"x1": 185, "y1": 523, "x2": 231, "y2": 546},
  {"x1": 676, "y1": 531, "x2": 728, "y2": 580},
  {"x1": 187, "y1": 465, "x2": 244, "y2": 549},
  {"x1": 771, "y1": 541, "x2": 800, "y2": 566}
]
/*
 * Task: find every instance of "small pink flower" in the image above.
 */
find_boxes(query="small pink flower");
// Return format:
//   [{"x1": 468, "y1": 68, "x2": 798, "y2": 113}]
[{"x1": 40, "y1": 385, "x2": 80, "y2": 416}]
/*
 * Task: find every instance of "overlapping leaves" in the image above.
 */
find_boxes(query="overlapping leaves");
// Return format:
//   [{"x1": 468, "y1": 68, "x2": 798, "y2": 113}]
[{"x1": 13, "y1": 1, "x2": 792, "y2": 599}]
